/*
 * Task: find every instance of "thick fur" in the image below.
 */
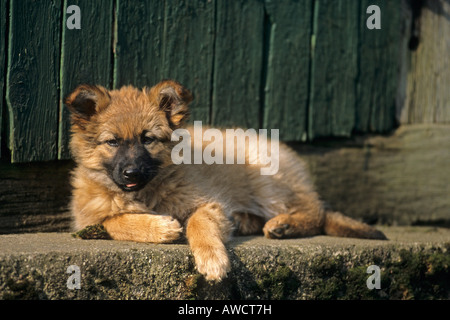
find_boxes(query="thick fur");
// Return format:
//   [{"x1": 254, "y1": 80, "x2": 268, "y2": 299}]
[{"x1": 66, "y1": 80, "x2": 387, "y2": 281}]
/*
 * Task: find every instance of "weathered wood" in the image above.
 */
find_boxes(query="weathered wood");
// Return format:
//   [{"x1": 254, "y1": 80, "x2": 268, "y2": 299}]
[
  {"x1": 0, "y1": 0, "x2": 7, "y2": 159},
  {"x1": 293, "y1": 124, "x2": 450, "y2": 226},
  {"x1": 0, "y1": 161, "x2": 73, "y2": 234},
  {"x1": 402, "y1": 0, "x2": 450, "y2": 124},
  {"x1": 3, "y1": 0, "x2": 447, "y2": 167},
  {"x1": 356, "y1": 0, "x2": 406, "y2": 133},
  {"x1": 161, "y1": 0, "x2": 215, "y2": 124},
  {"x1": 263, "y1": 0, "x2": 312, "y2": 141},
  {"x1": 6, "y1": 0, "x2": 62, "y2": 162},
  {"x1": 113, "y1": 0, "x2": 165, "y2": 89},
  {"x1": 308, "y1": 0, "x2": 359, "y2": 139},
  {"x1": 112, "y1": 0, "x2": 215, "y2": 124},
  {"x1": 59, "y1": 0, "x2": 114, "y2": 160},
  {"x1": 212, "y1": 0, "x2": 264, "y2": 129}
]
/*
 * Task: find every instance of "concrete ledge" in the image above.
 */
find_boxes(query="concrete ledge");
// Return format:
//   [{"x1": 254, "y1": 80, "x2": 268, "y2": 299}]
[{"x1": 0, "y1": 227, "x2": 449, "y2": 300}]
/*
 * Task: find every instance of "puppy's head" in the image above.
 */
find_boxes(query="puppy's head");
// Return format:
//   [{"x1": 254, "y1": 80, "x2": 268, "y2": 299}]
[{"x1": 65, "y1": 80, "x2": 193, "y2": 192}]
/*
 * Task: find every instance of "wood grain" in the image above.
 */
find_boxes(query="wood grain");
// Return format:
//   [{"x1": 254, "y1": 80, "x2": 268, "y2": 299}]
[
  {"x1": 263, "y1": 0, "x2": 312, "y2": 141},
  {"x1": 6, "y1": 0, "x2": 62, "y2": 162},
  {"x1": 59, "y1": 0, "x2": 114, "y2": 160},
  {"x1": 356, "y1": 0, "x2": 405, "y2": 133},
  {"x1": 211, "y1": 0, "x2": 264, "y2": 129},
  {"x1": 113, "y1": 0, "x2": 165, "y2": 89},
  {"x1": 402, "y1": 0, "x2": 450, "y2": 124},
  {"x1": 0, "y1": 0, "x2": 6, "y2": 159},
  {"x1": 0, "y1": 160, "x2": 73, "y2": 234},
  {"x1": 308, "y1": 0, "x2": 359, "y2": 139},
  {"x1": 295, "y1": 124, "x2": 450, "y2": 226},
  {"x1": 161, "y1": 0, "x2": 215, "y2": 124}
]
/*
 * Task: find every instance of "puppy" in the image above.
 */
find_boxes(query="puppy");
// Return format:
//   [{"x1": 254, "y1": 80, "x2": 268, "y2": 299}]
[{"x1": 65, "y1": 80, "x2": 386, "y2": 281}]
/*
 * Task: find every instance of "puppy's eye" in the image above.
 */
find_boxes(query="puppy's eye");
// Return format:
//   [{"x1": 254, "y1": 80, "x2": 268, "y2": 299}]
[
  {"x1": 142, "y1": 136, "x2": 155, "y2": 145},
  {"x1": 106, "y1": 139, "x2": 119, "y2": 147}
]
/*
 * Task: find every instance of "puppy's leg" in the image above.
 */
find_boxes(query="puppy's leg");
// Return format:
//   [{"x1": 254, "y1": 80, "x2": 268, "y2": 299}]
[
  {"x1": 323, "y1": 210, "x2": 387, "y2": 240},
  {"x1": 263, "y1": 211, "x2": 325, "y2": 239},
  {"x1": 263, "y1": 194, "x2": 325, "y2": 239},
  {"x1": 186, "y1": 203, "x2": 232, "y2": 281},
  {"x1": 103, "y1": 213, "x2": 182, "y2": 243},
  {"x1": 263, "y1": 193, "x2": 386, "y2": 240}
]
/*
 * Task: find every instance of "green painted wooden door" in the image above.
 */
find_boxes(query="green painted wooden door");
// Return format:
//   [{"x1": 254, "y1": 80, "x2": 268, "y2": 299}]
[{"x1": 0, "y1": 0, "x2": 406, "y2": 163}]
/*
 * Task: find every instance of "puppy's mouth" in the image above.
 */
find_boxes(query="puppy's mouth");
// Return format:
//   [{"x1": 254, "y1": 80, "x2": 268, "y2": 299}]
[
  {"x1": 120, "y1": 182, "x2": 147, "y2": 192},
  {"x1": 117, "y1": 172, "x2": 157, "y2": 192}
]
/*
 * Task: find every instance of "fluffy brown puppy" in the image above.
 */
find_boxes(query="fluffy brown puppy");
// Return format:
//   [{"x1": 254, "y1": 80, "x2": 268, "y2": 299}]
[{"x1": 65, "y1": 80, "x2": 386, "y2": 281}]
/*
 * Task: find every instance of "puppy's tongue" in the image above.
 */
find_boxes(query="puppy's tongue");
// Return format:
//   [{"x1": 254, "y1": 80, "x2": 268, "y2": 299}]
[{"x1": 126, "y1": 183, "x2": 137, "y2": 188}]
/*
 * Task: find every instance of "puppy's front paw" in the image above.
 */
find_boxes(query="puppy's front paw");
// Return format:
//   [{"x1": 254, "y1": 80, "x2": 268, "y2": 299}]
[
  {"x1": 103, "y1": 213, "x2": 183, "y2": 243},
  {"x1": 155, "y1": 215, "x2": 183, "y2": 243},
  {"x1": 193, "y1": 245, "x2": 230, "y2": 281}
]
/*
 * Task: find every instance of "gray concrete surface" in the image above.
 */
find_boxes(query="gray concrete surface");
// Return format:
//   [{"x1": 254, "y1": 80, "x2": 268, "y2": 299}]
[{"x1": 0, "y1": 227, "x2": 449, "y2": 299}]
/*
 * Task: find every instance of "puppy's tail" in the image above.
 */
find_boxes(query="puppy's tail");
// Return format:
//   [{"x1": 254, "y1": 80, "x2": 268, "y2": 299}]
[{"x1": 323, "y1": 210, "x2": 387, "y2": 240}]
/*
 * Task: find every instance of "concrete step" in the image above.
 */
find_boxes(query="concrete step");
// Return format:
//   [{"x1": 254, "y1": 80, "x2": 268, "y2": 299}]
[{"x1": 0, "y1": 227, "x2": 449, "y2": 300}]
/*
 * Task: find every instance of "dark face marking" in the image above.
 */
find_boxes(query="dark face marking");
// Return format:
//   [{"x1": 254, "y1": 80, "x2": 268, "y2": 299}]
[{"x1": 103, "y1": 136, "x2": 161, "y2": 192}]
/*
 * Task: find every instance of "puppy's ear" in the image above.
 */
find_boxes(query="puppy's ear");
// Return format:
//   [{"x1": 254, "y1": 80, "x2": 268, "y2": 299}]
[
  {"x1": 151, "y1": 80, "x2": 193, "y2": 128},
  {"x1": 64, "y1": 85, "x2": 111, "y2": 129}
]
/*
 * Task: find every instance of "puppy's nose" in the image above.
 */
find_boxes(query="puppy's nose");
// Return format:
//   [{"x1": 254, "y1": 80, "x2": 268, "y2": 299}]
[{"x1": 123, "y1": 168, "x2": 140, "y2": 181}]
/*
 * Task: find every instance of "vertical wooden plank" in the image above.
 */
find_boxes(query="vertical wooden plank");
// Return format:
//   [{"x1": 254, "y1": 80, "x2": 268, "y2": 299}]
[
  {"x1": 0, "y1": 0, "x2": 7, "y2": 159},
  {"x1": 114, "y1": 0, "x2": 165, "y2": 89},
  {"x1": 263, "y1": 0, "x2": 312, "y2": 141},
  {"x1": 6, "y1": 0, "x2": 62, "y2": 162},
  {"x1": 356, "y1": 0, "x2": 404, "y2": 133},
  {"x1": 403, "y1": 0, "x2": 450, "y2": 124},
  {"x1": 59, "y1": 0, "x2": 114, "y2": 159},
  {"x1": 212, "y1": 0, "x2": 264, "y2": 129},
  {"x1": 161, "y1": 0, "x2": 215, "y2": 124},
  {"x1": 308, "y1": 0, "x2": 358, "y2": 139}
]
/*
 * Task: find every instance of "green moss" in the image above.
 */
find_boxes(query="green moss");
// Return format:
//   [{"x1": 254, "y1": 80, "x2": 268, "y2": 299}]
[
  {"x1": 308, "y1": 249, "x2": 450, "y2": 300},
  {"x1": 72, "y1": 224, "x2": 111, "y2": 240},
  {"x1": 383, "y1": 249, "x2": 450, "y2": 300},
  {"x1": 162, "y1": 248, "x2": 449, "y2": 300},
  {"x1": 183, "y1": 274, "x2": 204, "y2": 300},
  {"x1": 309, "y1": 255, "x2": 347, "y2": 299},
  {"x1": 257, "y1": 265, "x2": 300, "y2": 299},
  {"x1": 2, "y1": 278, "x2": 40, "y2": 300}
]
